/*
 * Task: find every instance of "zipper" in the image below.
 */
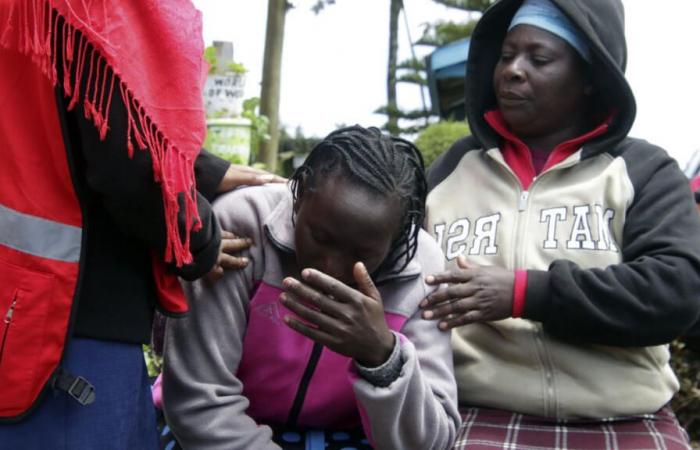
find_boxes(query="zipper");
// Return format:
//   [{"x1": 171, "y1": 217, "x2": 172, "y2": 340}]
[
  {"x1": 516, "y1": 177, "x2": 559, "y2": 417},
  {"x1": 511, "y1": 175, "x2": 558, "y2": 416},
  {"x1": 286, "y1": 342, "x2": 323, "y2": 427},
  {"x1": 0, "y1": 293, "x2": 18, "y2": 369},
  {"x1": 487, "y1": 150, "x2": 559, "y2": 416},
  {"x1": 518, "y1": 190, "x2": 529, "y2": 211}
]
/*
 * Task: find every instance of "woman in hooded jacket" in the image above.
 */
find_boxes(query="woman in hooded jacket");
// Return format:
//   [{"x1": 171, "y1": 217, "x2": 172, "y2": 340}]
[{"x1": 421, "y1": 0, "x2": 700, "y2": 448}]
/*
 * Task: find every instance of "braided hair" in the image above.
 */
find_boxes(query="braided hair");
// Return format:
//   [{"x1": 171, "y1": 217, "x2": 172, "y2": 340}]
[{"x1": 290, "y1": 125, "x2": 427, "y2": 275}]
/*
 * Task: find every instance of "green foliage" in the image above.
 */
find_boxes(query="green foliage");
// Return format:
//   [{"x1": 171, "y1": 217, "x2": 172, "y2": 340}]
[
  {"x1": 414, "y1": 120, "x2": 470, "y2": 167},
  {"x1": 418, "y1": 20, "x2": 478, "y2": 47},
  {"x1": 375, "y1": 105, "x2": 431, "y2": 120},
  {"x1": 278, "y1": 126, "x2": 320, "y2": 177},
  {"x1": 204, "y1": 46, "x2": 218, "y2": 74},
  {"x1": 398, "y1": 57, "x2": 427, "y2": 71},
  {"x1": 397, "y1": 73, "x2": 427, "y2": 85},
  {"x1": 280, "y1": 126, "x2": 319, "y2": 155},
  {"x1": 142, "y1": 344, "x2": 162, "y2": 378},
  {"x1": 671, "y1": 341, "x2": 700, "y2": 448},
  {"x1": 242, "y1": 97, "x2": 271, "y2": 164},
  {"x1": 432, "y1": 0, "x2": 493, "y2": 11},
  {"x1": 204, "y1": 45, "x2": 247, "y2": 75},
  {"x1": 378, "y1": 0, "x2": 492, "y2": 137},
  {"x1": 202, "y1": 146, "x2": 246, "y2": 165},
  {"x1": 226, "y1": 61, "x2": 247, "y2": 74}
]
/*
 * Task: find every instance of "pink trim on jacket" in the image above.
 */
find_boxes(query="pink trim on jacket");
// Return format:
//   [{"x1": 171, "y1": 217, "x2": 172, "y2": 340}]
[
  {"x1": 691, "y1": 175, "x2": 700, "y2": 194},
  {"x1": 236, "y1": 282, "x2": 409, "y2": 430}
]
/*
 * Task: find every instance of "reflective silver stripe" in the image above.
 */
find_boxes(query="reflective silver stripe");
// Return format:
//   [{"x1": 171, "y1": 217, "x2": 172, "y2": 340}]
[{"x1": 0, "y1": 203, "x2": 81, "y2": 263}]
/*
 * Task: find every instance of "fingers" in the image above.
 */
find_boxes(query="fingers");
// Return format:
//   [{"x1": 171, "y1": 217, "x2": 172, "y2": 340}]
[
  {"x1": 217, "y1": 165, "x2": 287, "y2": 192},
  {"x1": 244, "y1": 173, "x2": 287, "y2": 186},
  {"x1": 425, "y1": 266, "x2": 474, "y2": 285},
  {"x1": 217, "y1": 231, "x2": 252, "y2": 269},
  {"x1": 425, "y1": 256, "x2": 477, "y2": 285},
  {"x1": 298, "y1": 268, "x2": 360, "y2": 303},
  {"x1": 421, "y1": 295, "x2": 484, "y2": 329},
  {"x1": 353, "y1": 262, "x2": 381, "y2": 302},
  {"x1": 231, "y1": 165, "x2": 287, "y2": 186},
  {"x1": 283, "y1": 314, "x2": 335, "y2": 347},
  {"x1": 282, "y1": 277, "x2": 344, "y2": 317},
  {"x1": 279, "y1": 291, "x2": 337, "y2": 330},
  {"x1": 420, "y1": 283, "x2": 478, "y2": 309},
  {"x1": 205, "y1": 265, "x2": 225, "y2": 283},
  {"x1": 456, "y1": 255, "x2": 472, "y2": 269},
  {"x1": 220, "y1": 235, "x2": 252, "y2": 254},
  {"x1": 420, "y1": 264, "x2": 516, "y2": 328},
  {"x1": 217, "y1": 254, "x2": 249, "y2": 270},
  {"x1": 280, "y1": 289, "x2": 344, "y2": 349},
  {"x1": 437, "y1": 311, "x2": 480, "y2": 331},
  {"x1": 422, "y1": 295, "x2": 463, "y2": 319}
]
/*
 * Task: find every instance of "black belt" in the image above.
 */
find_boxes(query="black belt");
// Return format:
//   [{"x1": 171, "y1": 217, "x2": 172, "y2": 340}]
[{"x1": 52, "y1": 368, "x2": 96, "y2": 406}]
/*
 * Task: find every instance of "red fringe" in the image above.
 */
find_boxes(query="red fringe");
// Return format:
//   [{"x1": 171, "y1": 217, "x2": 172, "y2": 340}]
[{"x1": 1, "y1": 0, "x2": 200, "y2": 266}]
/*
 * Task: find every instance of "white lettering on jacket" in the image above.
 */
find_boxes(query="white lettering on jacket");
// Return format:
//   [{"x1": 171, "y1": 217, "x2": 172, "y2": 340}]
[
  {"x1": 594, "y1": 205, "x2": 617, "y2": 251},
  {"x1": 435, "y1": 205, "x2": 618, "y2": 257},
  {"x1": 540, "y1": 207, "x2": 567, "y2": 249},
  {"x1": 446, "y1": 218, "x2": 470, "y2": 259},
  {"x1": 567, "y1": 205, "x2": 596, "y2": 250},
  {"x1": 434, "y1": 214, "x2": 500, "y2": 260},
  {"x1": 469, "y1": 213, "x2": 500, "y2": 255}
]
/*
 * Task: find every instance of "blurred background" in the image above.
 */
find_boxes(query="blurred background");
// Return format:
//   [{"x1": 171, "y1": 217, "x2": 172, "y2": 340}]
[{"x1": 192, "y1": 0, "x2": 700, "y2": 178}]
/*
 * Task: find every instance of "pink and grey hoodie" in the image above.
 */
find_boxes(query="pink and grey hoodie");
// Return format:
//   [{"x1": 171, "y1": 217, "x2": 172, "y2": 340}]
[{"x1": 162, "y1": 183, "x2": 460, "y2": 450}]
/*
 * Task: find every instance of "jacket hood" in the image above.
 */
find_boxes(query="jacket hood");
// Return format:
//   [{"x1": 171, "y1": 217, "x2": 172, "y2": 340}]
[{"x1": 465, "y1": 0, "x2": 636, "y2": 154}]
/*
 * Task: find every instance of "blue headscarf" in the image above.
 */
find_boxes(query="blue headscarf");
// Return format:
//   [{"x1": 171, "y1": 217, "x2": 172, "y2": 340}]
[{"x1": 509, "y1": 0, "x2": 591, "y2": 62}]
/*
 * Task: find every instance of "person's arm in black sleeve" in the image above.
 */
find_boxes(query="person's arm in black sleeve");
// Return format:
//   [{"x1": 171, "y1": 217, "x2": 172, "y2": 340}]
[
  {"x1": 524, "y1": 144, "x2": 700, "y2": 346},
  {"x1": 58, "y1": 71, "x2": 220, "y2": 280},
  {"x1": 195, "y1": 150, "x2": 230, "y2": 202}
]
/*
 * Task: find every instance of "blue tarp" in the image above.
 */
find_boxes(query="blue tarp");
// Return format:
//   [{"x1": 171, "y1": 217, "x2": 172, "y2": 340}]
[
  {"x1": 426, "y1": 38, "x2": 470, "y2": 119},
  {"x1": 429, "y1": 38, "x2": 469, "y2": 79}
]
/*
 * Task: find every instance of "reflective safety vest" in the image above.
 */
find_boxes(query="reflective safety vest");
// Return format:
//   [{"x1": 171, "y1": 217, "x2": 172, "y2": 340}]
[
  {"x1": 0, "y1": 26, "x2": 189, "y2": 421},
  {"x1": 0, "y1": 47, "x2": 85, "y2": 420}
]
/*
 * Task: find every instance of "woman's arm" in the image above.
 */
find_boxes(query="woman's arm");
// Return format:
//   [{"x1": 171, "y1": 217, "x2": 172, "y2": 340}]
[
  {"x1": 524, "y1": 145, "x2": 700, "y2": 345},
  {"x1": 162, "y1": 191, "x2": 280, "y2": 450},
  {"x1": 352, "y1": 234, "x2": 460, "y2": 450}
]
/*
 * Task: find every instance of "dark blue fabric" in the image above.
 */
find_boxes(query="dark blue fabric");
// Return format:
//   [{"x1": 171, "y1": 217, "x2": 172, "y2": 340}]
[
  {"x1": 271, "y1": 426, "x2": 372, "y2": 450},
  {"x1": 156, "y1": 413, "x2": 372, "y2": 450},
  {"x1": 0, "y1": 337, "x2": 158, "y2": 450}
]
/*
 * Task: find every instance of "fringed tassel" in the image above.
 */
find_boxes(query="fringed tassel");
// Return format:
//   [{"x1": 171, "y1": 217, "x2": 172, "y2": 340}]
[
  {"x1": 98, "y1": 71, "x2": 115, "y2": 139},
  {"x1": 0, "y1": 0, "x2": 17, "y2": 47},
  {"x1": 83, "y1": 49, "x2": 97, "y2": 120},
  {"x1": 159, "y1": 146, "x2": 198, "y2": 266},
  {"x1": 49, "y1": 8, "x2": 60, "y2": 84},
  {"x1": 61, "y1": 19, "x2": 73, "y2": 96},
  {"x1": 1, "y1": 0, "x2": 201, "y2": 267},
  {"x1": 67, "y1": 35, "x2": 88, "y2": 111}
]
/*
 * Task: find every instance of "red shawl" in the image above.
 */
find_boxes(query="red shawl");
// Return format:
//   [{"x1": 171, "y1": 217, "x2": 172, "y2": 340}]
[{"x1": 0, "y1": 0, "x2": 207, "y2": 266}]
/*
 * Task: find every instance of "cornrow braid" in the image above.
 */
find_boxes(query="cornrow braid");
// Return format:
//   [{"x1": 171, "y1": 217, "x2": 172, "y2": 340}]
[{"x1": 290, "y1": 125, "x2": 427, "y2": 275}]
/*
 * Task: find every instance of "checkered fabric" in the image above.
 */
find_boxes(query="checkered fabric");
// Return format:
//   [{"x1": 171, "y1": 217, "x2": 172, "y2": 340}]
[{"x1": 453, "y1": 406, "x2": 691, "y2": 450}]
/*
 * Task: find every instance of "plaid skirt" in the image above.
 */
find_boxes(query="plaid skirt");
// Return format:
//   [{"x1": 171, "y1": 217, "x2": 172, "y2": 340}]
[{"x1": 453, "y1": 406, "x2": 691, "y2": 450}]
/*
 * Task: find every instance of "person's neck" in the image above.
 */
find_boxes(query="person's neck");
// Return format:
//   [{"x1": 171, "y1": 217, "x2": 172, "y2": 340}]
[{"x1": 520, "y1": 121, "x2": 589, "y2": 154}]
